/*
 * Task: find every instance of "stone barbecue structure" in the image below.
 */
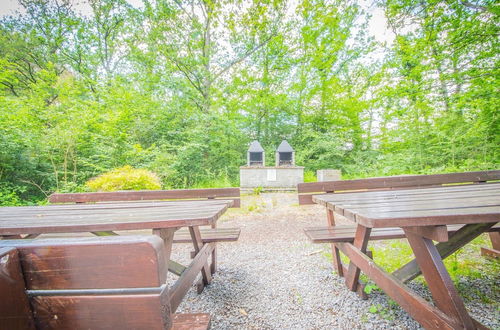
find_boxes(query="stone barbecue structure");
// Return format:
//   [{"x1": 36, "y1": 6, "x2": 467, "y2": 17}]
[{"x1": 240, "y1": 140, "x2": 304, "y2": 189}]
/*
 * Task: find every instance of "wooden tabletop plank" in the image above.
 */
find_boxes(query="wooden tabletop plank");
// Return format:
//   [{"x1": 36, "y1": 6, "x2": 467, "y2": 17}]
[
  {"x1": 320, "y1": 190, "x2": 500, "y2": 207},
  {"x1": 339, "y1": 197, "x2": 500, "y2": 216},
  {"x1": 0, "y1": 200, "x2": 232, "y2": 235},
  {"x1": 0, "y1": 199, "x2": 233, "y2": 213},
  {"x1": 313, "y1": 184, "x2": 500, "y2": 228},
  {"x1": 1, "y1": 205, "x2": 229, "y2": 220},
  {"x1": 313, "y1": 183, "x2": 500, "y2": 205}
]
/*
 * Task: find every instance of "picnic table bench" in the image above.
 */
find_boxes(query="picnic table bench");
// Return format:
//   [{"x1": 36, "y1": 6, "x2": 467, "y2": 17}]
[
  {"x1": 47, "y1": 187, "x2": 241, "y2": 281},
  {"x1": 0, "y1": 187, "x2": 241, "y2": 329},
  {"x1": 299, "y1": 170, "x2": 500, "y2": 329}
]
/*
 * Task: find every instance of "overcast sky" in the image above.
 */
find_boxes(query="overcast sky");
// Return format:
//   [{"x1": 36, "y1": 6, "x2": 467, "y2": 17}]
[{"x1": 0, "y1": 0, "x2": 394, "y2": 43}]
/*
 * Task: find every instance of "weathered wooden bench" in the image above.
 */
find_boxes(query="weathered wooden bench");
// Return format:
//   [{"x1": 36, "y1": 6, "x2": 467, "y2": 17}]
[
  {"x1": 0, "y1": 236, "x2": 210, "y2": 330},
  {"x1": 298, "y1": 170, "x2": 500, "y2": 296},
  {"x1": 49, "y1": 187, "x2": 241, "y2": 207},
  {"x1": 48, "y1": 188, "x2": 241, "y2": 277}
]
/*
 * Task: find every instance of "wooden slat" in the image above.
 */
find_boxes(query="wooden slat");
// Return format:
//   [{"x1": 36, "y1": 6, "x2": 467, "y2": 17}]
[
  {"x1": 404, "y1": 229, "x2": 475, "y2": 328},
  {"x1": 335, "y1": 242, "x2": 459, "y2": 329},
  {"x1": 0, "y1": 199, "x2": 232, "y2": 213},
  {"x1": 0, "y1": 201, "x2": 231, "y2": 235},
  {"x1": 304, "y1": 223, "x2": 500, "y2": 243},
  {"x1": 315, "y1": 184, "x2": 500, "y2": 205},
  {"x1": 488, "y1": 232, "x2": 500, "y2": 250},
  {"x1": 173, "y1": 227, "x2": 241, "y2": 243},
  {"x1": 49, "y1": 188, "x2": 240, "y2": 205},
  {"x1": 0, "y1": 247, "x2": 36, "y2": 330},
  {"x1": 31, "y1": 287, "x2": 171, "y2": 330},
  {"x1": 404, "y1": 225, "x2": 449, "y2": 242},
  {"x1": 480, "y1": 247, "x2": 500, "y2": 258},
  {"x1": 311, "y1": 184, "x2": 500, "y2": 228},
  {"x1": 298, "y1": 170, "x2": 500, "y2": 193},
  {"x1": 172, "y1": 313, "x2": 211, "y2": 330},
  {"x1": 0, "y1": 236, "x2": 167, "y2": 290},
  {"x1": 345, "y1": 225, "x2": 371, "y2": 291},
  {"x1": 357, "y1": 206, "x2": 500, "y2": 228},
  {"x1": 189, "y1": 227, "x2": 212, "y2": 289}
]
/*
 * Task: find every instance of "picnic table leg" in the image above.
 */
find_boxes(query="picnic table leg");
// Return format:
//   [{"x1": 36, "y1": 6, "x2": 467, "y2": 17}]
[
  {"x1": 326, "y1": 209, "x2": 344, "y2": 277},
  {"x1": 153, "y1": 228, "x2": 177, "y2": 268},
  {"x1": 345, "y1": 225, "x2": 371, "y2": 292},
  {"x1": 210, "y1": 223, "x2": 217, "y2": 275},
  {"x1": 404, "y1": 228, "x2": 475, "y2": 329},
  {"x1": 189, "y1": 226, "x2": 213, "y2": 293}
]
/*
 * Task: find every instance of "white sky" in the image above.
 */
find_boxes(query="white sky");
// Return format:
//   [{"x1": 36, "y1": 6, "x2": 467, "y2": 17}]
[{"x1": 0, "y1": 0, "x2": 394, "y2": 44}]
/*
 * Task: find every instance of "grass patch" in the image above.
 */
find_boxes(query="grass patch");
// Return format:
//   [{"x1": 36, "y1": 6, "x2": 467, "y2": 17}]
[{"x1": 321, "y1": 235, "x2": 499, "y2": 309}]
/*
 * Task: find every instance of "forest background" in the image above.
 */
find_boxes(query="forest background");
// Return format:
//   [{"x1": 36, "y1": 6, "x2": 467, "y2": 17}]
[{"x1": 0, "y1": 0, "x2": 498, "y2": 205}]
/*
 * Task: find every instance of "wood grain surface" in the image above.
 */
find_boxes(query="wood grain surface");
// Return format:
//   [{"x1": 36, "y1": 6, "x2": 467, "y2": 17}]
[
  {"x1": 0, "y1": 199, "x2": 232, "y2": 235},
  {"x1": 313, "y1": 184, "x2": 500, "y2": 227}
]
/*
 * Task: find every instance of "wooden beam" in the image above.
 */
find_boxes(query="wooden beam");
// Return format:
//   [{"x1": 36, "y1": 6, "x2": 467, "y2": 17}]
[
  {"x1": 336, "y1": 242, "x2": 459, "y2": 329},
  {"x1": 393, "y1": 223, "x2": 496, "y2": 283},
  {"x1": 488, "y1": 232, "x2": 500, "y2": 250},
  {"x1": 404, "y1": 225, "x2": 449, "y2": 242},
  {"x1": 345, "y1": 225, "x2": 371, "y2": 292},
  {"x1": 169, "y1": 243, "x2": 215, "y2": 312},
  {"x1": 404, "y1": 229, "x2": 475, "y2": 329},
  {"x1": 480, "y1": 247, "x2": 500, "y2": 258},
  {"x1": 326, "y1": 209, "x2": 343, "y2": 276}
]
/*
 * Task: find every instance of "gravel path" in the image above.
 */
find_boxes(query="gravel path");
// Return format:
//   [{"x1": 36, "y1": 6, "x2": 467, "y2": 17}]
[{"x1": 172, "y1": 193, "x2": 499, "y2": 329}]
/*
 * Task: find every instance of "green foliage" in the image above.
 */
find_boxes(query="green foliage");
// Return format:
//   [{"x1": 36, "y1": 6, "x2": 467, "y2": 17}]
[
  {"x1": 303, "y1": 170, "x2": 317, "y2": 183},
  {"x1": 85, "y1": 166, "x2": 162, "y2": 192},
  {"x1": 0, "y1": 184, "x2": 24, "y2": 206},
  {"x1": 252, "y1": 187, "x2": 264, "y2": 196},
  {"x1": 0, "y1": 0, "x2": 498, "y2": 204}
]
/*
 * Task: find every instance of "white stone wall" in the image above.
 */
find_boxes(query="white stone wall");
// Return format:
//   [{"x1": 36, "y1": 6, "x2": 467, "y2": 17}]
[
  {"x1": 317, "y1": 169, "x2": 342, "y2": 182},
  {"x1": 240, "y1": 167, "x2": 304, "y2": 188}
]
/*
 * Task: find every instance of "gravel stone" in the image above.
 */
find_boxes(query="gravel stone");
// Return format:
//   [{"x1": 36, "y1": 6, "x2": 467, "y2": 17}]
[{"x1": 170, "y1": 193, "x2": 500, "y2": 329}]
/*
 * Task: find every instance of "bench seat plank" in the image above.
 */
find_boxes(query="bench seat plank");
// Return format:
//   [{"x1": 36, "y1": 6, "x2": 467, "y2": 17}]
[
  {"x1": 48, "y1": 188, "x2": 240, "y2": 208},
  {"x1": 172, "y1": 313, "x2": 211, "y2": 330},
  {"x1": 305, "y1": 223, "x2": 500, "y2": 243},
  {"x1": 173, "y1": 227, "x2": 241, "y2": 243}
]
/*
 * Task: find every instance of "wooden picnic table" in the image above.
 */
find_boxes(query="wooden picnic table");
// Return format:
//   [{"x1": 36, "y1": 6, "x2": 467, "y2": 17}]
[
  {"x1": 312, "y1": 183, "x2": 500, "y2": 329},
  {"x1": 0, "y1": 199, "x2": 233, "y2": 313}
]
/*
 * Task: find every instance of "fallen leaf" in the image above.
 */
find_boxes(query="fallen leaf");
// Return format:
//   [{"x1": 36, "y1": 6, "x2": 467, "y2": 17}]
[{"x1": 239, "y1": 308, "x2": 248, "y2": 316}]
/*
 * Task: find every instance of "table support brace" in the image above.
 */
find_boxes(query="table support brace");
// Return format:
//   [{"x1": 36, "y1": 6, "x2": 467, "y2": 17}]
[
  {"x1": 404, "y1": 229, "x2": 475, "y2": 329},
  {"x1": 393, "y1": 223, "x2": 496, "y2": 283}
]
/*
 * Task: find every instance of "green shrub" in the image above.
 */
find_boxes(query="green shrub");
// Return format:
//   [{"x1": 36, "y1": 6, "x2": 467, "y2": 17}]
[
  {"x1": 303, "y1": 170, "x2": 317, "y2": 182},
  {"x1": 86, "y1": 165, "x2": 162, "y2": 192},
  {"x1": 0, "y1": 185, "x2": 23, "y2": 206}
]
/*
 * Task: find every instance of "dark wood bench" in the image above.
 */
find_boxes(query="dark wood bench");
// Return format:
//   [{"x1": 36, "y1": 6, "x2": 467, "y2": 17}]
[
  {"x1": 49, "y1": 187, "x2": 241, "y2": 207},
  {"x1": 173, "y1": 227, "x2": 241, "y2": 243},
  {"x1": 298, "y1": 170, "x2": 500, "y2": 296},
  {"x1": 48, "y1": 188, "x2": 241, "y2": 242},
  {"x1": 305, "y1": 223, "x2": 500, "y2": 243},
  {"x1": 47, "y1": 187, "x2": 241, "y2": 293},
  {"x1": 0, "y1": 236, "x2": 210, "y2": 330}
]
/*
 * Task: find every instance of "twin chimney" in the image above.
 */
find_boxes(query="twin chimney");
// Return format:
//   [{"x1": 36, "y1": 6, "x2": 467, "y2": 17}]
[{"x1": 246, "y1": 140, "x2": 295, "y2": 167}]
